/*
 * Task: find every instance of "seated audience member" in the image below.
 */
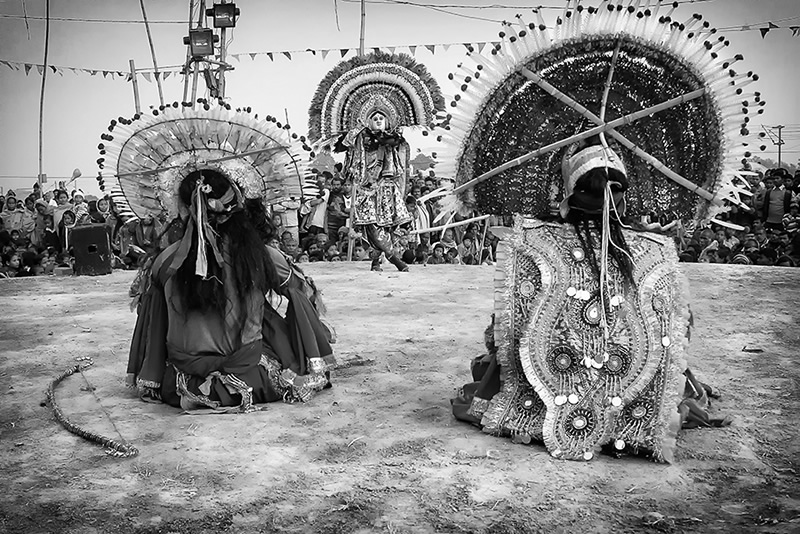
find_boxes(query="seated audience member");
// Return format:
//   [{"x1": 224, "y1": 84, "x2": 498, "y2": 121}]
[
  {"x1": 446, "y1": 247, "x2": 462, "y2": 265},
  {"x1": 0, "y1": 251, "x2": 20, "y2": 278},
  {"x1": 776, "y1": 255, "x2": 796, "y2": 267},
  {"x1": 16, "y1": 250, "x2": 40, "y2": 277},
  {"x1": 755, "y1": 247, "x2": 778, "y2": 266},
  {"x1": 281, "y1": 237, "x2": 301, "y2": 260},
  {"x1": 458, "y1": 234, "x2": 479, "y2": 265},
  {"x1": 425, "y1": 242, "x2": 447, "y2": 265},
  {"x1": 438, "y1": 228, "x2": 458, "y2": 252}
]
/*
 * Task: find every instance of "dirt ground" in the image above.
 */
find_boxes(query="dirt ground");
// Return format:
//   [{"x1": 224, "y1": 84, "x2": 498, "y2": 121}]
[{"x1": 0, "y1": 262, "x2": 798, "y2": 534}]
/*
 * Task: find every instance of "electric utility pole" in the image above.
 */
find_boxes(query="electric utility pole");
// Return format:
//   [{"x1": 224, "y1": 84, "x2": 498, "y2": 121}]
[{"x1": 775, "y1": 125, "x2": 785, "y2": 167}]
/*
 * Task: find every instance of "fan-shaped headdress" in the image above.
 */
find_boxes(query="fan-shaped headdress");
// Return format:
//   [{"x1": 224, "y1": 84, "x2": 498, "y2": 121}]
[
  {"x1": 98, "y1": 103, "x2": 311, "y2": 222},
  {"x1": 308, "y1": 51, "x2": 446, "y2": 144},
  {"x1": 434, "y1": 0, "x2": 763, "y2": 227}
]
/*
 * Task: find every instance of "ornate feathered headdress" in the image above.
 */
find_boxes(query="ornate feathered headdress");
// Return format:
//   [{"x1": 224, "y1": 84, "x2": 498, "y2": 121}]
[
  {"x1": 307, "y1": 51, "x2": 446, "y2": 146},
  {"x1": 433, "y1": 0, "x2": 763, "y2": 228},
  {"x1": 97, "y1": 101, "x2": 311, "y2": 222}
]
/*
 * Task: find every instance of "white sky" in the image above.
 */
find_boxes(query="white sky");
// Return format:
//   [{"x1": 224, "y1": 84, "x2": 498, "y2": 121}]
[{"x1": 0, "y1": 0, "x2": 798, "y2": 195}]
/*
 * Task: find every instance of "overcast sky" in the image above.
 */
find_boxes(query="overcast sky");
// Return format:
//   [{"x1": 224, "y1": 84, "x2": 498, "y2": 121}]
[{"x1": 0, "y1": 0, "x2": 798, "y2": 194}]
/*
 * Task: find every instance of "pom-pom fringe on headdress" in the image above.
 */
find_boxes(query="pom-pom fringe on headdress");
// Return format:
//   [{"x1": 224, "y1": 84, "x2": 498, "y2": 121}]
[
  {"x1": 98, "y1": 103, "x2": 312, "y2": 221},
  {"x1": 433, "y1": 0, "x2": 763, "y2": 228}
]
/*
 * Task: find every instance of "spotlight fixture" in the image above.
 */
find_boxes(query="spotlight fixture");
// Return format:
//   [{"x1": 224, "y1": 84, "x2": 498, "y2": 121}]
[
  {"x1": 206, "y1": 3, "x2": 239, "y2": 28},
  {"x1": 183, "y1": 28, "x2": 218, "y2": 57}
]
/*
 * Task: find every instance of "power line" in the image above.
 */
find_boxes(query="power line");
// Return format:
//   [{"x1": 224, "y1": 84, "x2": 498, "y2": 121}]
[{"x1": 0, "y1": 14, "x2": 185, "y2": 24}]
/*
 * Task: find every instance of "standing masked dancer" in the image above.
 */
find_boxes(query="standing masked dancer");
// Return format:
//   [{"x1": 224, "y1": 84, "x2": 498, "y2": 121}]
[
  {"x1": 338, "y1": 104, "x2": 413, "y2": 271},
  {"x1": 306, "y1": 51, "x2": 445, "y2": 269},
  {"x1": 104, "y1": 103, "x2": 335, "y2": 412},
  {"x1": 435, "y1": 1, "x2": 759, "y2": 461}
]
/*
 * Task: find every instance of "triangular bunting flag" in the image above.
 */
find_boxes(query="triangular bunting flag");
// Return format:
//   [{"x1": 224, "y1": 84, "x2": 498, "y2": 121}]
[
  {"x1": 49, "y1": 65, "x2": 57, "y2": 73},
  {"x1": 463, "y1": 43, "x2": 472, "y2": 50},
  {"x1": 142, "y1": 72, "x2": 152, "y2": 82},
  {"x1": 478, "y1": 42, "x2": 487, "y2": 53},
  {"x1": 442, "y1": 44, "x2": 451, "y2": 51},
  {"x1": 154, "y1": 71, "x2": 160, "y2": 80},
  {"x1": 791, "y1": 26, "x2": 800, "y2": 37},
  {"x1": 373, "y1": 47, "x2": 380, "y2": 54},
  {"x1": 231, "y1": 54, "x2": 240, "y2": 61},
  {"x1": 306, "y1": 48, "x2": 316, "y2": 55},
  {"x1": 769, "y1": 22, "x2": 779, "y2": 29},
  {"x1": 36, "y1": 65, "x2": 44, "y2": 74},
  {"x1": 249, "y1": 53, "x2": 257, "y2": 60},
  {"x1": 102, "y1": 71, "x2": 109, "y2": 78},
  {"x1": 126, "y1": 74, "x2": 132, "y2": 82},
  {"x1": 340, "y1": 49, "x2": 348, "y2": 57},
  {"x1": 24, "y1": 64, "x2": 32, "y2": 75},
  {"x1": 90, "y1": 70, "x2": 97, "y2": 75},
  {"x1": 760, "y1": 27, "x2": 770, "y2": 38},
  {"x1": 117, "y1": 71, "x2": 124, "y2": 77},
  {"x1": 321, "y1": 49, "x2": 330, "y2": 59},
  {"x1": 425, "y1": 44, "x2": 435, "y2": 54},
  {"x1": 267, "y1": 52, "x2": 274, "y2": 61},
  {"x1": 409, "y1": 45, "x2": 416, "y2": 55},
  {"x1": 283, "y1": 51, "x2": 292, "y2": 60},
  {"x1": 163, "y1": 71, "x2": 171, "y2": 80},
  {"x1": 0, "y1": 60, "x2": 9, "y2": 69},
  {"x1": 388, "y1": 47, "x2": 396, "y2": 53}
]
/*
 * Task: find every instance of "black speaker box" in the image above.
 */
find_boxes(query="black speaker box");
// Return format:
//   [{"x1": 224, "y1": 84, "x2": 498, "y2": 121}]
[{"x1": 71, "y1": 224, "x2": 113, "y2": 276}]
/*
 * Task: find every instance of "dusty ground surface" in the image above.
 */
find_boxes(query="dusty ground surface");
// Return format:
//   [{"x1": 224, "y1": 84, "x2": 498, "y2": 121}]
[{"x1": 0, "y1": 262, "x2": 798, "y2": 534}]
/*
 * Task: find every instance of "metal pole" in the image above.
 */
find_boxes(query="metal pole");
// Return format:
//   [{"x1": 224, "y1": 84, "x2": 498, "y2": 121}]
[
  {"x1": 191, "y1": 0, "x2": 206, "y2": 105},
  {"x1": 776, "y1": 125, "x2": 784, "y2": 168},
  {"x1": 359, "y1": 0, "x2": 366, "y2": 56},
  {"x1": 129, "y1": 59, "x2": 142, "y2": 114},
  {"x1": 182, "y1": 0, "x2": 195, "y2": 104},
  {"x1": 218, "y1": 0, "x2": 228, "y2": 99},
  {"x1": 38, "y1": 0, "x2": 51, "y2": 191},
  {"x1": 139, "y1": 0, "x2": 165, "y2": 106}
]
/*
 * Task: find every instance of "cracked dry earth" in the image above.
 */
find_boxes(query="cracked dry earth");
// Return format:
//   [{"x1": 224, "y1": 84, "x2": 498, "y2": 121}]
[{"x1": 0, "y1": 262, "x2": 798, "y2": 534}]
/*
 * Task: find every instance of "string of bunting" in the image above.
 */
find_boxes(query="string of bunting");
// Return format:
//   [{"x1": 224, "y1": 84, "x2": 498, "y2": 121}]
[{"x1": 2, "y1": 18, "x2": 798, "y2": 81}]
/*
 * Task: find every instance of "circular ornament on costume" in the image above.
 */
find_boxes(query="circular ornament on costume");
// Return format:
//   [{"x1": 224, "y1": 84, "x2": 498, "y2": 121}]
[
  {"x1": 564, "y1": 408, "x2": 595, "y2": 437},
  {"x1": 520, "y1": 395, "x2": 537, "y2": 411},
  {"x1": 571, "y1": 248, "x2": 585, "y2": 262},
  {"x1": 626, "y1": 402, "x2": 655, "y2": 423},
  {"x1": 614, "y1": 439, "x2": 626, "y2": 450},
  {"x1": 555, "y1": 395, "x2": 568, "y2": 406},
  {"x1": 604, "y1": 347, "x2": 631, "y2": 377},
  {"x1": 546, "y1": 346, "x2": 579, "y2": 375},
  {"x1": 651, "y1": 294, "x2": 667, "y2": 313},
  {"x1": 583, "y1": 451, "x2": 594, "y2": 461},
  {"x1": 518, "y1": 279, "x2": 536, "y2": 298},
  {"x1": 568, "y1": 393, "x2": 579, "y2": 405},
  {"x1": 611, "y1": 396, "x2": 623, "y2": 407},
  {"x1": 661, "y1": 336, "x2": 671, "y2": 347}
]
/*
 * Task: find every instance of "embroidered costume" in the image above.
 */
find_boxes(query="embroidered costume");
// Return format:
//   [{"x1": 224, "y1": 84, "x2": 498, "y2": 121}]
[
  {"x1": 440, "y1": 0, "x2": 755, "y2": 461},
  {"x1": 101, "y1": 102, "x2": 336, "y2": 412}
]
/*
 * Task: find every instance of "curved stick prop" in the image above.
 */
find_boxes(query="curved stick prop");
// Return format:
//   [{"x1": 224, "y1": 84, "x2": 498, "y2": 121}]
[{"x1": 46, "y1": 358, "x2": 139, "y2": 458}]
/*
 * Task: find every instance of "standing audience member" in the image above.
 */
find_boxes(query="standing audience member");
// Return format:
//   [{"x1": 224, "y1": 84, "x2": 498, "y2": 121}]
[
  {"x1": 756, "y1": 173, "x2": 792, "y2": 231},
  {"x1": 326, "y1": 176, "x2": 348, "y2": 244}
]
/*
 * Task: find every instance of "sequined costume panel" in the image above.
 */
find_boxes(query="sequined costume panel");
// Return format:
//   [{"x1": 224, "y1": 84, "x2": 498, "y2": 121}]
[{"x1": 482, "y1": 217, "x2": 689, "y2": 461}]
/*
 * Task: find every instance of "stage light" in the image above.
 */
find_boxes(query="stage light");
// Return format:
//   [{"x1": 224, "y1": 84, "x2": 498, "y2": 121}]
[
  {"x1": 183, "y1": 29, "x2": 218, "y2": 57},
  {"x1": 206, "y1": 3, "x2": 239, "y2": 28}
]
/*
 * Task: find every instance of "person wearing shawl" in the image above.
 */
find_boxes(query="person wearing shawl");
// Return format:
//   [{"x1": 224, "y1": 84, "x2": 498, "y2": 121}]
[
  {"x1": 451, "y1": 136, "x2": 728, "y2": 462},
  {"x1": 338, "y1": 106, "x2": 413, "y2": 272},
  {"x1": 126, "y1": 169, "x2": 335, "y2": 412}
]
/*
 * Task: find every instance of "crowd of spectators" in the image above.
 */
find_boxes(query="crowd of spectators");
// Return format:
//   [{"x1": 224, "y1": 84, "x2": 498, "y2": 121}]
[
  {"x1": 0, "y1": 183, "x2": 147, "y2": 278},
  {"x1": 671, "y1": 167, "x2": 800, "y2": 267},
  {"x1": 4, "y1": 166, "x2": 797, "y2": 278},
  {"x1": 276, "y1": 165, "x2": 500, "y2": 269}
]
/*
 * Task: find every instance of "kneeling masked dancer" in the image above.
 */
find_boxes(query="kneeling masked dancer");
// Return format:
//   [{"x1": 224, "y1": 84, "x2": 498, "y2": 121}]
[{"x1": 118, "y1": 106, "x2": 335, "y2": 412}]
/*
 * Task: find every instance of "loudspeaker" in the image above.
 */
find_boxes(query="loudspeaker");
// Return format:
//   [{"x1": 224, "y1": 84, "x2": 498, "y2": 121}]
[{"x1": 71, "y1": 224, "x2": 113, "y2": 276}]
